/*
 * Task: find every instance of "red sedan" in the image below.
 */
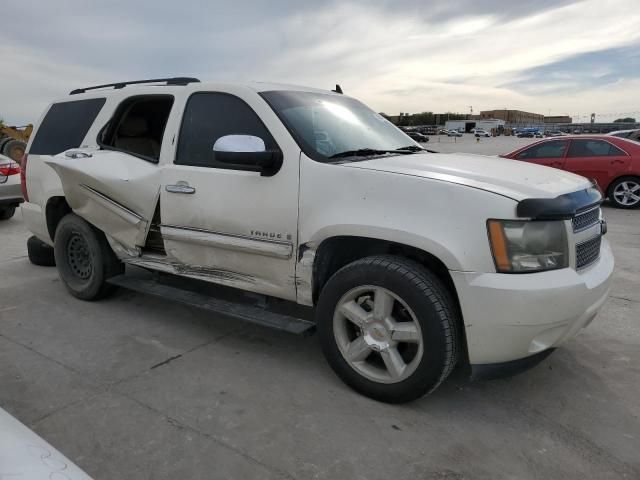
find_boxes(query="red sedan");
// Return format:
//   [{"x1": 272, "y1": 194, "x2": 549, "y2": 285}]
[{"x1": 502, "y1": 135, "x2": 640, "y2": 208}]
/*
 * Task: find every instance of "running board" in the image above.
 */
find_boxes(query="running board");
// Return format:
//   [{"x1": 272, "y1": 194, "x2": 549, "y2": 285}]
[{"x1": 107, "y1": 275, "x2": 316, "y2": 336}]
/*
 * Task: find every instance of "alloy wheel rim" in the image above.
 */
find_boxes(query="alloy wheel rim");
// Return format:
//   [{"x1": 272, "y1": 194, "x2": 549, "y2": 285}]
[
  {"x1": 67, "y1": 233, "x2": 92, "y2": 280},
  {"x1": 333, "y1": 285, "x2": 423, "y2": 384},
  {"x1": 613, "y1": 181, "x2": 640, "y2": 206}
]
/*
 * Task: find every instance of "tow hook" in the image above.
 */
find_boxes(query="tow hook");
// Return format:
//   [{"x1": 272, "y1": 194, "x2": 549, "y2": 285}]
[{"x1": 601, "y1": 219, "x2": 607, "y2": 236}]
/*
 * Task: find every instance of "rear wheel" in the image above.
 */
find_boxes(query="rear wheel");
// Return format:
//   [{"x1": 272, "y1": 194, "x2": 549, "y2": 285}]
[
  {"x1": 0, "y1": 206, "x2": 15, "y2": 220},
  {"x1": 609, "y1": 176, "x2": 640, "y2": 209},
  {"x1": 54, "y1": 214, "x2": 123, "y2": 300},
  {"x1": 317, "y1": 255, "x2": 459, "y2": 403}
]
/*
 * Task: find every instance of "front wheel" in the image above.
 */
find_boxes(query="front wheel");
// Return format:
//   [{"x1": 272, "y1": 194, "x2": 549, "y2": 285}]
[
  {"x1": 609, "y1": 176, "x2": 640, "y2": 209},
  {"x1": 317, "y1": 255, "x2": 459, "y2": 403},
  {"x1": 54, "y1": 213, "x2": 123, "y2": 300}
]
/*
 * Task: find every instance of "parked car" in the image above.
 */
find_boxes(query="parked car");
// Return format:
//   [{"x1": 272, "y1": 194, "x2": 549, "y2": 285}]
[
  {"x1": 0, "y1": 407, "x2": 94, "y2": 480},
  {"x1": 407, "y1": 131, "x2": 429, "y2": 143},
  {"x1": 0, "y1": 153, "x2": 22, "y2": 220},
  {"x1": 474, "y1": 129, "x2": 490, "y2": 138},
  {"x1": 21, "y1": 78, "x2": 613, "y2": 403},
  {"x1": 608, "y1": 129, "x2": 640, "y2": 142},
  {"x1": 502, "y1": 135, "x2": 640, "y2": 208},
  {"x1": 516, "y1": 131, "x2": 534, "y2": 138},
  {"x1": 447, "y1": 130, "x2": 463, "y2": 137},
  {"x1": 545, "y1": 131, "x2": 568, "y2": 137}
]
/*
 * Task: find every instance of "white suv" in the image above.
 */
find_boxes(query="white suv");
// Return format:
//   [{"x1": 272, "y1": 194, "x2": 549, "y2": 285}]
[{"x1": 21, "y1": 78, "x2": 613, "y2": 403}]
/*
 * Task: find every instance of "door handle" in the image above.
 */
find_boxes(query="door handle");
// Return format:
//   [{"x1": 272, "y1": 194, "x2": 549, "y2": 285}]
[{"x1": 165, "y1": 182, "x2": 196, "y2": 194}]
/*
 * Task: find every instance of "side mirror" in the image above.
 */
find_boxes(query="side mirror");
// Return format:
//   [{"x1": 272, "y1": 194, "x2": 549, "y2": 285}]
[{"x1": 213, "y1": 135, "x2": 282, "y2": 176}]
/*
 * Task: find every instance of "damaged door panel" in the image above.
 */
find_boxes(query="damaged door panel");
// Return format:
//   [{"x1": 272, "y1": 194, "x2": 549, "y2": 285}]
[
  {"x1": 160, "y1": 90, "x2": 300, "y2": 300},
  {"x1": 45, "y1": 149, "x2": 160, "y2": 251}
]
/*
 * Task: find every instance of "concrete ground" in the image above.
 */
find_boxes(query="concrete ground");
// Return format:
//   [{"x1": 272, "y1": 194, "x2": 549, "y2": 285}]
[
  {"x1": 425, "y1": 133, "x2": 540, "y2": 155},
  {"x1": 1, "y1": 138, "x2": 639, "y2": 479}
]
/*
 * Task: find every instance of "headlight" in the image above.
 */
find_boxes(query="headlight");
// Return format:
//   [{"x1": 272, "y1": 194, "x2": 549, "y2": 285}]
[{"x1": 487, "y1": 219, "x2": 568, "y2": 273}]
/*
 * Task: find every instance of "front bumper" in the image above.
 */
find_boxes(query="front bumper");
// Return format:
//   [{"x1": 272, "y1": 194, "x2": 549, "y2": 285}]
[{"x1": 451, "y1": 237, "x2": 614, "y2": 365}]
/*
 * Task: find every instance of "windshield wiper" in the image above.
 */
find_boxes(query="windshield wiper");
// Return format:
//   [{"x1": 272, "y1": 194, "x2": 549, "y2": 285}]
[
  {"x1": 329, "y1": 148, "x2": 391, "y2": 159},
  {"x1": 396, "y1": 145, "x2": 425, "y2": 152},
  {"x1": 328, "y1": 147, "x2": 418, "y2": 159}
]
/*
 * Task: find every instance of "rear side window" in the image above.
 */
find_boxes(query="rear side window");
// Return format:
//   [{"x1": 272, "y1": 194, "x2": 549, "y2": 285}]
[
  {"x1": 29, "y1": 98, "x2": 106, "y2": 155},
  {"x1": 176, "y1": 92, "x2": 277, "y2": 169},
  {"x1": 567, "y1": 139, "x2": 626, "y2": 157}
]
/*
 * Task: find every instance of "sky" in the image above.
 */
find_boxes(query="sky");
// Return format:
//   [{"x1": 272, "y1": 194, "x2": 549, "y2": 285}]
[{"x1": 2, "y1": 0, "x2": 640, "y2": 124}]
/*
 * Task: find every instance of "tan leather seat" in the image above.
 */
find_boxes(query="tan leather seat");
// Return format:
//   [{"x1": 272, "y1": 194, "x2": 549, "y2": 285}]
[{"x1": 114, "y1": 116, "x2": 160, "y2": 159}]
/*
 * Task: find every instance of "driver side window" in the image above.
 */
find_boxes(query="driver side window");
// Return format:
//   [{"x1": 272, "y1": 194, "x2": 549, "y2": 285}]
[{"x1": 176, "y1": 92, "x2": 278, "y2": 170}]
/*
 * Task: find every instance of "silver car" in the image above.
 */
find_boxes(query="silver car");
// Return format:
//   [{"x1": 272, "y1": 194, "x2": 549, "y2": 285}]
[{"x1": 0, "y1": 153, "x2": 23, "y2": 220}]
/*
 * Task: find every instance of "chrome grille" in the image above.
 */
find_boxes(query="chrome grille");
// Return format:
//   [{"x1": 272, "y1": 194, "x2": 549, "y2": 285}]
[
  {"x1": 576, "y1": 235, "x2": 601, "y2": 269},
  {"x1": 572, "y1": 207, "x2": 600, "y2": 232}
]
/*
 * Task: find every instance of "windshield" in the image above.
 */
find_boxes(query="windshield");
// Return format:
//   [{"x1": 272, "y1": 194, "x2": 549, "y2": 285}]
[{"x1": 260, "y1": 90, "x2": 418, "y2": 162}]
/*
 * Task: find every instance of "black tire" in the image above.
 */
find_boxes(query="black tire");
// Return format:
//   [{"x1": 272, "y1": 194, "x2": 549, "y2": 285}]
[
  {"x1": 2, "y1": 139, "x2": 27, "y2": 162},
  {"x1": 608, "y1": 176, "x2": 640, "y2": 209},
  {"x1": 27, "y1": 235, "x2": 56, "y2": 266},
  {"x1": 53, "y1": 213, "x2": 123, "y2": 300},
  {"x1": 0, "y1": 206, "x2": 15, "y2": 220},
  {"x1": 316, "y1": 255, "x2": 459, "y2": 403}
]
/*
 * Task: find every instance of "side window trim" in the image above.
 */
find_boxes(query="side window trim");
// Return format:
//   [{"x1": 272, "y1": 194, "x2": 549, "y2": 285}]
[
  {"x1": 29, "y1": 98, "x2": 107, "y2": 156},
  {"x1": 96, "y1": 94, "x2": 175, "y2": 164},
  {"x1": 517, "y1": 140, "x2": 568, "y2": 159},
  {"x1": 174, "y1": 91, "x2": 282, "y2": 173},
  {"x1": 603, "y1": 140, "x2": 628, "y2": 156},
  {"x1": 567, "y1": 139, "x2": 629, "y2": 158}
]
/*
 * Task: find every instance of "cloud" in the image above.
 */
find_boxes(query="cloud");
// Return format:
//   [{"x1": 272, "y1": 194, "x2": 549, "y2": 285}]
[
  {"x1": 501, "y1": 44, "x2": 640, "y2": 94},
  {"x1": 1, "y1": 0, "x2": 639, "y2": 124}
]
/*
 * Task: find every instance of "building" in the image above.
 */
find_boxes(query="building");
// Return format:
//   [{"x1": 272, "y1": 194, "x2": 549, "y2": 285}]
[
  {"x1": 544, "y1": 115, "x2": 573, "y2": 124},
  {"x1": 474, "y1": 119, "x2": 506, "y2": 131},
  {"x1": 480, "y1": 109, "x2": 544, "y2": 125},
  {"x1": 445, "y1": 119, "x2": 505, "y2": 133}
]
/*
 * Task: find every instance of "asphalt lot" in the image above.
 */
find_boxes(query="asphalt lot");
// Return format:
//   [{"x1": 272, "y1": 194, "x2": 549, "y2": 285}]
[
  {"x1": 425, "y1": 134, "x2": 540, "y2": 155},
  {"x1": 1, "y1": 137, "x2": 639, "y2": 479}
]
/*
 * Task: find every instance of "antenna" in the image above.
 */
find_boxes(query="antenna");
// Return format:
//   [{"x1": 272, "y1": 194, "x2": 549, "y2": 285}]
[{"x1": 332, "y1": 84, "x2": 343, "y2": 94}]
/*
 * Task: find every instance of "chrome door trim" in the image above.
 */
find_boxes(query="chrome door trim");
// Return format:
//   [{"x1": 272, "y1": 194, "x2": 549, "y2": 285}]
[{"x1": 160, "y1": 224, "x2": 293, "y2": 259}]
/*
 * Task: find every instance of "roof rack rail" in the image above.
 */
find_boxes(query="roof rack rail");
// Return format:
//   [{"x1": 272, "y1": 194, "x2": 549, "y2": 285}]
[{"x1": 69, "y1": 77, "x2": 200, "y2": 95}]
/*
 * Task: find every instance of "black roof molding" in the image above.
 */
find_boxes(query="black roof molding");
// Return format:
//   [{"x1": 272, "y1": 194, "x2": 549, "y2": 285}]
[{"x1": 70, "y1": 77, "x2": 200, "y2": 95}]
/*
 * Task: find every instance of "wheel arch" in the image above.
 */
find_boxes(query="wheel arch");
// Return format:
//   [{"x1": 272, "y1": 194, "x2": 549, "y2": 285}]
[
  {"x1": 303, "y1": 234, "x2": 470, "y2": 366},
  {"x1": 606, "y1": 174, "x2": 640, "y2": 197},
  {"x1": 45, "y1": 196, "x2": 72, "y2": 240}
]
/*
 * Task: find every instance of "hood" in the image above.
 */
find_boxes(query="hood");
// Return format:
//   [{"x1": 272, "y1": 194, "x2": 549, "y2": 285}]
[{"x1": 341, "y1": 152, "x2": 591, "y2": 201}]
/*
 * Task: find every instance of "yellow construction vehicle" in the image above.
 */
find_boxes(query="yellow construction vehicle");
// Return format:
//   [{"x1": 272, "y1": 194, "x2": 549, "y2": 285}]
[{"x1": 0, "y1": 122, "x2": 32, "y2": 161}]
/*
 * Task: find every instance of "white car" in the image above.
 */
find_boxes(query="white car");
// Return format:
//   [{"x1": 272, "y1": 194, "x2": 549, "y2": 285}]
[
  {"x1": 474, "y1": 129, "x2": 490, "y2": 137},
  {"x1": 0, "y1": 153, "x2": 22, "y2": 220},
  {"x1": 21, "y1": 78, "x2": 613, "y2": 403},
  {"x1": 447, "y1": 129, "x2": 463, "y2": 137},
  {"x1": 0, "y1": 407, "x2": 94, "y2": 479},
  {"x1": 608, "y1": 129, "x2": 640, "y2": 141}
]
